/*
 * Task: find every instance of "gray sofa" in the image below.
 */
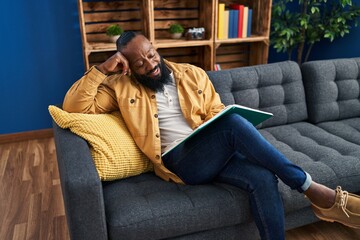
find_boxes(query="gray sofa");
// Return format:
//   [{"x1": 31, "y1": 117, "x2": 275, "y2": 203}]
[{"x1": 53, "y1": 58, "x2": 360, "y2": 240}]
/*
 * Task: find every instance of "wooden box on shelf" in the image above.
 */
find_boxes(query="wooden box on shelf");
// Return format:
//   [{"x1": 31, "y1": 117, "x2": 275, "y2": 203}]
[
  {"x1": 214, "y1": 0, "x2": 272, "y2": 69},
  {"x1": 158, "y1": 45, "x2": 213, "y2": 71},
  {"x1": 150, "y1": 0, "x2": 215, "y2": 70},
  {"x1": 77, "y1": 0, "x2": 149, "y2": 69},
  {"x1": 76, "y1": 0, "x2": 272, "y2": 71}
]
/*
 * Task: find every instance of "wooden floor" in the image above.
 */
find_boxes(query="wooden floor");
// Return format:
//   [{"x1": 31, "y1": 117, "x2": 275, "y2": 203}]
[
  {"x1": 1, "y1": 137, "x2": 360, "y2": 240},
  {"x1": 0, "y1": 138, "x2": 69, "y2": 240}
]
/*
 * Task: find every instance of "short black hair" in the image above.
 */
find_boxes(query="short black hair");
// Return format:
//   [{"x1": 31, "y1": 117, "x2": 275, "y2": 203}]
[{"x1": 116, "y1": 31, "x2": 142, "y2": 52}]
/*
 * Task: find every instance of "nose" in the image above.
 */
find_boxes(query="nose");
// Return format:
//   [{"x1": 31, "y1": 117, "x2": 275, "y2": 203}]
[{"x1": 144, "y1": 58, "x2": 157, "y2": 73}]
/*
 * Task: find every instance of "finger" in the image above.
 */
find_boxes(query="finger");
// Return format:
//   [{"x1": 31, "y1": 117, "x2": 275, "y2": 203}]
[
  {"x1": 119, "y1": 59, "x2": 130, "y2": 76},
  {"x1": 112, "y1": 57, "x2": 125, "y2": 75},
  {"x1": 114, "y1": 52, "x2": 130, "y2": 76}
]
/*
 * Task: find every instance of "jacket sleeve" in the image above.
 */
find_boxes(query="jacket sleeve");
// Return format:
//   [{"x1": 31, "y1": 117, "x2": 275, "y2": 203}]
[
  {"x1": 63, "y1": 66, "x2": 118, "y2": 114},
  {"x1": 197, "y1": 68, "x2": 225, "y2": 122}
]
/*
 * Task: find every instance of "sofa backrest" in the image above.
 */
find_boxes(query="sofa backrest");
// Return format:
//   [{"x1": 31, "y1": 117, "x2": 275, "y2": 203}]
[
  {"x1": 301, "y1": 58, "x2": 360, "y2": 123},
  {"x1": 207, "y1": 61, "x2": 308, "y2": 128}
]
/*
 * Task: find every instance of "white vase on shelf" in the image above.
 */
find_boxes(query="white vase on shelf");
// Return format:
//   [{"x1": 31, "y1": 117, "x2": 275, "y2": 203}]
[
  {"x1": 170, "y1": 33, "x2": 182, "y2": 39},
  {"x1": 109, "y1": 35, "x2": 121, "y2": 43}
]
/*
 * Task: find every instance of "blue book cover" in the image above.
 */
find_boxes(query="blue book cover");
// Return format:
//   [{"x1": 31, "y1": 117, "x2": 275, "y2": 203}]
[
  {"x1": 228, "y1": 10, "x2": 233, "y2": 38},
  {"x1": 233, "y1": 10, "x2": 239, "y2": 38},
  {"x1": 247, "y1": 9, "x2": 252, "y2": 37}
]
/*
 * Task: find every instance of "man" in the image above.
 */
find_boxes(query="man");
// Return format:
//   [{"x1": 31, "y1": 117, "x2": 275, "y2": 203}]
[{"x1": 63, "y1": 31, "x2": 360, "y2": 239}]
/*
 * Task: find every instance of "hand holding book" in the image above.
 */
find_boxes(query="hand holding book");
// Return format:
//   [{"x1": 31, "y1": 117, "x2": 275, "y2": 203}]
[{"x1": 162, "y1": 104, "x2": 273, "y2": 157}]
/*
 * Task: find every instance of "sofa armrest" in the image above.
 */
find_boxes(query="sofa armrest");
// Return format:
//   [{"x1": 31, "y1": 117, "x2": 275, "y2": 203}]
[{"x1": 52, "y1": 121, "x2": 108, "y2": 240}]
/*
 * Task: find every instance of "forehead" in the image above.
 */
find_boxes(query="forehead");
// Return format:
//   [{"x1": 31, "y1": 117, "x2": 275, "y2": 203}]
[{"x1": 121, "y1": 35, "x2": 153, "y2": 59}]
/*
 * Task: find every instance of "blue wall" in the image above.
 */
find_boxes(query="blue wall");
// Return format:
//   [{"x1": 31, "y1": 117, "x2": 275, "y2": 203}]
[
  {"x1": 1, "y1": 1, "x2": 84, "y2": 134},
  {"x1": 1, "y1": 0, "x2": 360, "y2": 134}
]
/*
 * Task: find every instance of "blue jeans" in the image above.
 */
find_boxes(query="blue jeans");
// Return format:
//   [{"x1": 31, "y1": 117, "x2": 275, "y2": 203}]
[{"x1": 162, "y1": 113, "x2": 311, "y2": 240}]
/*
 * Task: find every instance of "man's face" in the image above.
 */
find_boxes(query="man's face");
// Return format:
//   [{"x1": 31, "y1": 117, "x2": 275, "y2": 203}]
[
  {"x1": 121, "y1": 35, "x2": 162, "y2": 79},
  {"x1": 121, "y1": 35, "x2": 171, "y2": 92}
]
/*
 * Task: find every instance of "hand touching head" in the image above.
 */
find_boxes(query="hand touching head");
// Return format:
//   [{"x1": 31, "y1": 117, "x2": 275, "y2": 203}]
[{"x1": 116, "y1": 31, "x2": 171, "y2": 92}]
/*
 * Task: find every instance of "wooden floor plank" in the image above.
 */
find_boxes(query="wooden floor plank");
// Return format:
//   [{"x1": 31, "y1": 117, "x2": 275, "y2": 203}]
[
  {"x1": 12, "y1": 223, "x2": 27, "y2": 240},
  {"x1": 285, "y1": 220, "x2": 360, "y2": 239},
  {"x1": 0, "y1": 137, "x2": 359, "y2": 240},
  {"x1": 26, "y1": 193, "x2": 42, "y2": 240},
  {"x1": 0, "y1": 148, "x2": 9, "y2": 177}
]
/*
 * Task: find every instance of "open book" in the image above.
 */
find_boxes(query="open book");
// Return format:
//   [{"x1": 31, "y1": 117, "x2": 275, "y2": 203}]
[{"x1": 162, "y1": 104, "x2": 273, "y2": 157}]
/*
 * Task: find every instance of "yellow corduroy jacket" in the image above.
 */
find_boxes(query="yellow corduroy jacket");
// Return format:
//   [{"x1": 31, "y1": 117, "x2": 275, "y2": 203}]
[{"x1": 63, "y1": 60, "x2": 225, "y2": 183}]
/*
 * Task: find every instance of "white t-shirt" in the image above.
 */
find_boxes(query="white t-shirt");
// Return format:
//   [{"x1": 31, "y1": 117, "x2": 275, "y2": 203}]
[{"x1": 156, "y1": 73, "x2": 193, "y2": 153}]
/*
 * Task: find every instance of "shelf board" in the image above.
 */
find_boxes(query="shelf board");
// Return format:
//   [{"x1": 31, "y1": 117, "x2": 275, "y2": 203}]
[
  {"x1": 85, "y1": 39, "x2": 214, "y2": 53},
  {"x1": 85, "y1": 42, "x2": 117, "y2": 53},
  {"x1": 215, "y1": 35, "x2": 268, "y2": 44},
  {"x1": 154, "y1": 39, "x2": 213, "y2": 49}
]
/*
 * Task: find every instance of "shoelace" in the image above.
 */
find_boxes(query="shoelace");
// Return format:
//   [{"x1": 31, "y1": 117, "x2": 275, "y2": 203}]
[{"x1": 336, "y1": 186, "x2": 350, "y2": 218}]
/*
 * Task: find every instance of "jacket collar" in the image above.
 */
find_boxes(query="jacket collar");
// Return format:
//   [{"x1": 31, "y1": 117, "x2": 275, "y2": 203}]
[{"x1": 164, "y1": 59, "x2": 191, "y2": 83}]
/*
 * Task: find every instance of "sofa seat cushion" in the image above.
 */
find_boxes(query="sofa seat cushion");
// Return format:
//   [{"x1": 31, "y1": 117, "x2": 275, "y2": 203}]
[
  {"x1": 102, "y1": 173, "x2": 252, "y2": 240},
  {"x1": 259, "y1": 122, "x2": 360, "y2": 213},
  {"x1": 317, "y1": 118, "x2": 360, "y2": 145}
]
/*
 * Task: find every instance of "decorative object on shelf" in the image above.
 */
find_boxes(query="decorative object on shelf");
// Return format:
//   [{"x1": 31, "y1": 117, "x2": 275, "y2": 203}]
[
  {"x1": 169, "y1": 23, "x2": 184, "y2": 39},
  {"x1": 106, "y1": 24, "x2": 124, "y2": 43},
  {"x1": 271, "y1": 0, "x2": 360, "y2": 64},
  {"x1": 185, "y1": 27, "x2": 205, "y2": 40}
]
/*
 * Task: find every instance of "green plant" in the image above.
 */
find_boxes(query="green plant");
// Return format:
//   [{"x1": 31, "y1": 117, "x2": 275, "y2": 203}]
[
  {"x1": 106, "y1": 24, "x2": 124, "y2": 36},
  {"x1": 271, "y1": 0, "x2": 360, "y2": 64},
  {"x1": 169, "y1": 23, "x2": 184, "y2": 34}
]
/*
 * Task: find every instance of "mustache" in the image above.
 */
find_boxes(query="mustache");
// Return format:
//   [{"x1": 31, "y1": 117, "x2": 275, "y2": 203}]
[
  {"x1": 147, "y1": 65, "x2": 160, "y2": 76},
  {"x1": 132, "y1": 56, "x2": 171, "y2": 92}
]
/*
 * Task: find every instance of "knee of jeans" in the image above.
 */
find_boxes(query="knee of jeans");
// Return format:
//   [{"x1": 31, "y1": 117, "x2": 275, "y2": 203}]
[{"x1": 225, "y1": 113, "x2": 252, "y2": 128}]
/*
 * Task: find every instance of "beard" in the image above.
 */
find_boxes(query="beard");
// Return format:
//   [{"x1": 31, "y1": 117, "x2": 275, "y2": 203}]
[{"x1": 132, "y1": 57, "x2": 172, "y2": 92}]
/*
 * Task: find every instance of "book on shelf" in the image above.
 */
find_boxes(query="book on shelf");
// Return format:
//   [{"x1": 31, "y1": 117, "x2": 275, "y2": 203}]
[
  {"x1": 219, "y1": 4, "x2": 252, "y2": 39},
  {"x1": 223, "y1": 10, "x2": 229, "y2": 39},
  {"x1": 229, "y1": 4, "x2": 243, "y2": 38},
  {"x1": 214, "y1": 63, "x2": 221, "y2": 71},
  {"x1": 232, "y1": 9, "x2": 239, "y2": 38},
  {"x1": 238, "y1": 5, "x2": 244, "y2": 38},
  {"x1": 161, "y1": 104, "x2": 273, "y2": 157},
  {"x1": 228, "y1": 10, "x2": 233, "y2": 38},
  {"x1": 217, "y1": 3, "x2": 225, "y2": 39},
  {"x1": 242, "y1": 6, "x2": 249, "y2": 37},
  {"x1": 247, "y1": 8, "x2": 252, "y2": 37}
]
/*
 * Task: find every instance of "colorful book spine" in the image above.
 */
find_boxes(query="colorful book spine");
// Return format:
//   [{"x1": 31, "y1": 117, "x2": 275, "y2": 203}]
[
  {"x1": 229, "y1": 10, "x2": 235, "y2": 38},
  {"x1": 214, "y1": 64, "x2": 222, "y2": 71},
  {"x1": 218, "y1": 3, "x2": 225, "y2": 39},
  {"x1": 229, "y1": 3, "x2": 240, "y2": 38},
  {"x1": 223, "y1": 10, "x2": 229, "y2": 39},
  {"x1": 221, "y1": 4, "x2": 250, "y2": 39},
  {"x1": 247, "y1": 9, "x2": 252, "y2": 37},
  {"x1": 229, "y1": 4, "x2": 241, "y2": 38},
  {"x1": 233, "y1": 10, "x2": 239, "y2": 38},
  {"x1": 237, "y1": 5, "x2": 244, "y2": 38},
  {"x1": 242, "y1": 6, "x2": 249, "y2": 38}
]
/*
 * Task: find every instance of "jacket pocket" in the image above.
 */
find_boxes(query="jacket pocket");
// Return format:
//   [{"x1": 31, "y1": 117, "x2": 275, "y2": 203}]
[{"x1": 118, "y1": 97, "x2": 148, "y2": 137}]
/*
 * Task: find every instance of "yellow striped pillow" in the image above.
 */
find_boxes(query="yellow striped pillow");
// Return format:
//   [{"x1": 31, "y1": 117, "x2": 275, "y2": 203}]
[{"x1": 48, "y1": 105, "x2": 153, "y2": 181}]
